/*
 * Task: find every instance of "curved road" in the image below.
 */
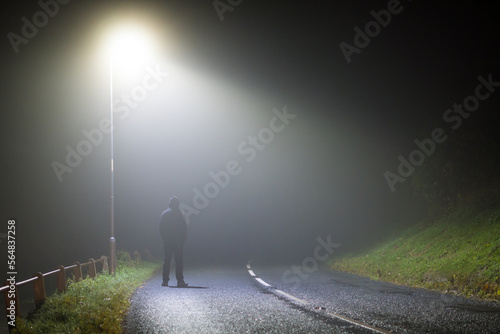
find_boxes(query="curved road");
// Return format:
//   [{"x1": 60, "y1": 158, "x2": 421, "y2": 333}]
[{"x1": 124, "y1": 262, "x2": 500, "y2": 333}]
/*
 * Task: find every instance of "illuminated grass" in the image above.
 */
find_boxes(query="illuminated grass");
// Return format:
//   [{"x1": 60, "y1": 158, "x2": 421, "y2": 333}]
[
  {"x1": 13, "y1": 256, "x2": 161, "y2": 334},
  {"x1": 330, "y1": 207, "x2": 500, "y2": 301}
]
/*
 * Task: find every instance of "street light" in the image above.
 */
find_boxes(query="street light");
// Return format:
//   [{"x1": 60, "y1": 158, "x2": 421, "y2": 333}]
[{"x1": 106, "y1": 23, "x2": 155, "y2": 275}]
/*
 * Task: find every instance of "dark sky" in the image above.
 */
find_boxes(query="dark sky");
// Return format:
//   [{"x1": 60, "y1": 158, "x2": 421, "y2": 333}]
[{"x1": 1, "y1": 0, "x2": 499, "y2": 277}]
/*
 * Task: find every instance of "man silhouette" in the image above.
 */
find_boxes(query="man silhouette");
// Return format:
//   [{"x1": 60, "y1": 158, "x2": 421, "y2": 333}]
[{"x1": 159, "y1": 196, "x2": 188, "y2": 287}]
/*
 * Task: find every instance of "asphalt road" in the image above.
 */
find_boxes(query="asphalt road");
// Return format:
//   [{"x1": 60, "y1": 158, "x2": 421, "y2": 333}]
[{"x1": 124, "y1": 262, "x2": 500, "y2": 333}]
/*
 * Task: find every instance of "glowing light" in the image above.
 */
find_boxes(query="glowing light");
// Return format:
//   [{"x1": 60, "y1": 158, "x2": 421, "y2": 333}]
[
  {"x1": 110, "y1": 26, "x2": 153, "y2": 58},
  {"x1": 103, "y1": 22, "x2": 158, "y2": 80}
]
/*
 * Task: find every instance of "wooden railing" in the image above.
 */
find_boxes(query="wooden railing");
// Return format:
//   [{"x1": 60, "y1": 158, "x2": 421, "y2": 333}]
[{"x1": 1, "y1": 256, "x2": 108, "y2": 331}]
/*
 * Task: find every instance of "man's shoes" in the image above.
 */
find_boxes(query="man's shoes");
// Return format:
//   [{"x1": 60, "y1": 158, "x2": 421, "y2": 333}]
[
  {"x1": 162, "y1": 281, "x2": 169, "y2": 287},
  {"x1": 177, "y1": 281, "x2": 188, "y2": 288}
]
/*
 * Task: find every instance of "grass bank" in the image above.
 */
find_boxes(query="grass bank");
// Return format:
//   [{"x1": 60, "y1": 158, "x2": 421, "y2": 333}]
[
  {"x1": 13, "y1": 254, "x2": 161, "y2": 333},
  {"x1": 330, "y1": 207, "x2": 500, "y2": 301}
]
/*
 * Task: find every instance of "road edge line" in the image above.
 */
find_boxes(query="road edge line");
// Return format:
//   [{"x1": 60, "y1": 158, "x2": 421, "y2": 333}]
[{"x1": 246, "y1": 261, "x2": 393, "y2": 334}]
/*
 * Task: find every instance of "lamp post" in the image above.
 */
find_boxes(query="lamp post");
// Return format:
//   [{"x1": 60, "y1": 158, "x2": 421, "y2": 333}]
[
  {"x1": 106, "y1": 24, "x2": 155, "y2": 275},
  {"x1": 109, "y1": 51, "x2": 116, "y2": 275}
]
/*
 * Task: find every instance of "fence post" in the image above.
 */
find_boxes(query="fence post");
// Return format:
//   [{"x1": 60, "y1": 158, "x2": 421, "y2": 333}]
[
  {"x1": 133, "y1": 250, "x2": 142, "y2": 262},
  {"x1": 57, "y1": 265, "x2": 66, "y2": 293},
  {"x1": 144, "y1": 249, "x2": 153, "y2": 261},
  {"x1": 73, "y1": 262, "x2": 82, "y2": 282},
  {"x1": 33, "y1": 272, "x2": 46, "y2": 310},
  {"x1": 88, "y1": 258, "x2": 96, "y2": 278},
  {"x1": 101, "y1": 255, "x2": 109, "y2": 273}
]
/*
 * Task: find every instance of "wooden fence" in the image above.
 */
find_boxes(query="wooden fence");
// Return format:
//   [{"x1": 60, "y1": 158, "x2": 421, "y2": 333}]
[{"x1": 1, "y1": 255, "x2": 108, "y2": 331}]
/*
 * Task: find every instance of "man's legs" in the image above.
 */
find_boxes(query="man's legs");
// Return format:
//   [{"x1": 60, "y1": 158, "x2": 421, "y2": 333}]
[
  {"x1": 173, "y1": 242, "x2": 187, "y2": 286},
  {"x1": 163, "y1": 241, "x2": 174, "y2": 285}
]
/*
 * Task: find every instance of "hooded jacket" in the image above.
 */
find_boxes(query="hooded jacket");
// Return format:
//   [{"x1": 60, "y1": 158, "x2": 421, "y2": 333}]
[{"x1": 159, "y1": 197, "x2": 187, "y2": 243}]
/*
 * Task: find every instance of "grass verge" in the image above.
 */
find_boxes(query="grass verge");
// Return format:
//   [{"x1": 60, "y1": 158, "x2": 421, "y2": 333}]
[
  {"x1": 13, "y1": 255, "x2": 161, "y2": 333},
  {"x1": 329, "y1": 207, "x2": 500, "y2": 301}
]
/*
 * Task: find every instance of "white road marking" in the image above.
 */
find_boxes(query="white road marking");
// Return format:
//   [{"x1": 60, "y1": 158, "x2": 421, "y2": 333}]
[
  {"x1": 275, "y1": 289, "x2": 309, "y2": 305},
  {"x1": 255, "y1": 277, "x2": 271, "y2": 287},
  {"x1": 246, "y1": 262, "x2": 393, "y2": 334}
]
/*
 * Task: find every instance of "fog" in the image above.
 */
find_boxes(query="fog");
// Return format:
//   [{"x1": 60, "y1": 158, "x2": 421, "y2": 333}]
[{"x1": 1, "y1": 0, "x2": 498, "y2": 282}]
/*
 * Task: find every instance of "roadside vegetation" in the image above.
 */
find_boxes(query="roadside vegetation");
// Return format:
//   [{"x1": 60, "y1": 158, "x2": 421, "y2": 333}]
[
  {"x1": 330, "y1": 206, "x2": 500, "y2": 300},
  {"x1": 331, "y1": 111, "x2": 500, "y2": 301},
  {"x1": 13, "y1": 251, "x2": 161, "y2": 334}
]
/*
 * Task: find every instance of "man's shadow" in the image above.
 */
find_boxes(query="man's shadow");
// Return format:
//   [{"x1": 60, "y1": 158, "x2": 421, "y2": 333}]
[{"x1": 169, "y1": 286, "x2": 208, "y2": 289}]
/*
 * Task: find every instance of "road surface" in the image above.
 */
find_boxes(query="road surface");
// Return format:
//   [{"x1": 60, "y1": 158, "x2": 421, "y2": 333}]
[{"x1": 124, "y1": 261, "x2": 500, "y2": 333}]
